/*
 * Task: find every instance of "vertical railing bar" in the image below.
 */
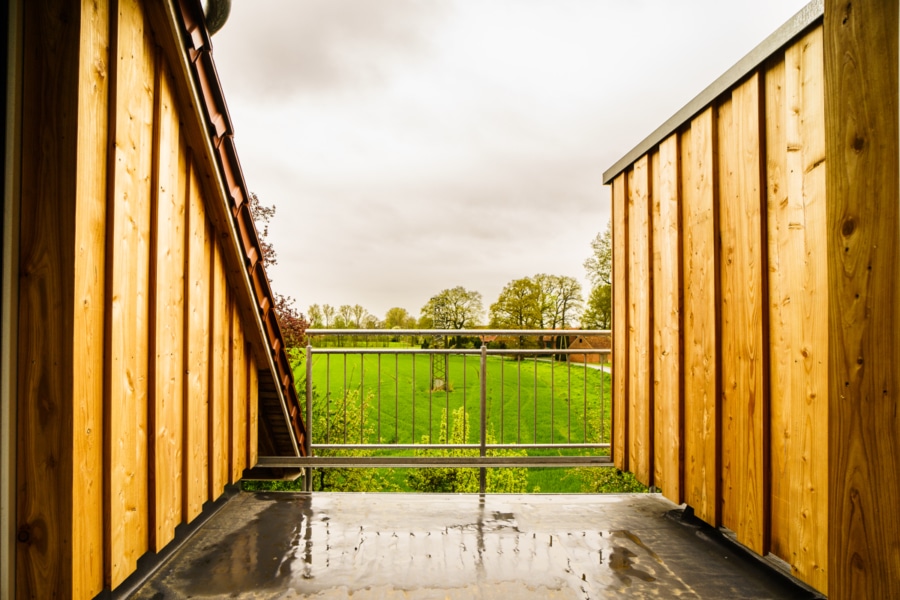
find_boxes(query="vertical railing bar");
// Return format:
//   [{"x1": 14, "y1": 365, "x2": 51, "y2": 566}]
[
  {"x1": 583, "y1": 354, "x2": 588, "y2": 443},
  {"x1": 395, "y1": 353, "x2": 399, "y2": 444},
  {"x1": 343, "y1": 353, "x2": 348, "y2": 444},
  {"x1": 567, "y1": 356, "x2": 571, "y2": 443},
  {"x1": 429, "y1": 353, "x2": 434, "y2": 443},
  {"x1": 377, "y1": 353, "x2": 382, "y2": 442},
  {"x1": 305, "y1": 345, "x2": 313, "y2": 491},
  {"x1": 551, "y1": 352, "x2": 555, "y2": 445},
  {"x1": 412, "y1": 352, "x2": 416, "y2": 444},
  {"x1": 444, "y1": 353, "x2": 450, "y2": 443},
  {"x1": 517, "y1": 358, "x2": 521, "y2": 444},
  {"x1": 326, "y1": 354, "x2": 331, "y2": 445},
  {"x1": 479, "y1": 343, "x2": 487, "y2": 494},
  {"x1": 360, "y1": 353, "x2": 365, "y2": 443},
  {"x1": 463, "y1": 354, "x2": 468, "y2": 442},
  {"x1": 500, "y1": 357, "x2": 505, "y2": 443},
  {"x1": 533, "y1": 355, "x2": 537, "y2": 444}
]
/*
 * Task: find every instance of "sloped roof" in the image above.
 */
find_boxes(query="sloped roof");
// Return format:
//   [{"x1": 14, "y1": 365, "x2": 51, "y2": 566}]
[{"x1": 169, "y1": 0, "x2": 307, "y2": 457}]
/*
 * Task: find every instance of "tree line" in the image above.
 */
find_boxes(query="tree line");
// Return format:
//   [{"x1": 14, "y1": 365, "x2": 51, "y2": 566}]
[{"x1": 250, "y1": 193, "x2": 611, "y2": 341}]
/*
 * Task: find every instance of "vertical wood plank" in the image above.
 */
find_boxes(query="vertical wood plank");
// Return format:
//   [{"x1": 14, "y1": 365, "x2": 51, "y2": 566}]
[
  {"x1": 72, "y1": 0, "x2": 110, "y2": 595},
  {"x1": 766, "y1": 28, "x2": 829, "y2": 592},
  {"x1": 209, "y1": 241, "x2": 229, "y2": 499},
  {"x1": 248, "y1": 353, "x2": 259, "y2": 466},
  {"x1": 825, "y1": 1, "x2": 900, "y2": 598},
  {"x1": 17, "y1": 1, "x2": 82, "y2": 596},
  {"x1": 105, "y1": 0, "x2": 155, "y2": 587},
  {"x1": 652, "y1": 134, "x2": 682, "y2": 503},
  {"x1": 681, "y1": 107, "x2": 719, "y2": 526},
  {"x1": 149, "y1": 61, "x2": 185, "y2": 552},
  {"x1": 628, "y1": 155, "x2": 652, "y2": 486},
  {"x1": 183, "y1": 160, "x2": 210, "y2": 523},
  {"x1": 717, "y1": 74, "x2": 767, "y2": 555},
  {"x1": 230, "y1": 304, "x2": 247, "y2": 483},
  {"x1": 611, "y1": 173, "x2": 629, "y2": 471}
]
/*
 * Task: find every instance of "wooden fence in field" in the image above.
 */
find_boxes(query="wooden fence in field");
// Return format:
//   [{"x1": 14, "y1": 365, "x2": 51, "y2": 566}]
[{"x1": 611, "y1": 20, "x2": 829, "y2": 589}]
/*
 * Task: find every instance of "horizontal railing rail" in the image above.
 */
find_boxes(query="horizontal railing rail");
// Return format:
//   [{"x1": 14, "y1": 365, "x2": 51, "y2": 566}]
[{"x1": 265, "y1": 329, "x2": 613, "y2": 492}]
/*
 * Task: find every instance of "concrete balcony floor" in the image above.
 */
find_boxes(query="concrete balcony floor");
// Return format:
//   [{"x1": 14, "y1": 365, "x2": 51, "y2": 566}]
[{"x1": 133, "y1": 492, "x2": 819, "y2": 599}]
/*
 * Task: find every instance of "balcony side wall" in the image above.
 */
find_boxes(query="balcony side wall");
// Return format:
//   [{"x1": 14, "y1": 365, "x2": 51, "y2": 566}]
[
  {"x1": 14, "y1": 0, "x2": 263, "y2": 597},
  {"x1": 609, "y1": 25, "x2": 828, "y2": 594}
]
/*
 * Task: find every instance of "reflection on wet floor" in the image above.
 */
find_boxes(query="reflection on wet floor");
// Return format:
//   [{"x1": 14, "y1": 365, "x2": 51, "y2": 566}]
[{"x1": 134, "y1": 493, "x2": 818, "y2": 599}]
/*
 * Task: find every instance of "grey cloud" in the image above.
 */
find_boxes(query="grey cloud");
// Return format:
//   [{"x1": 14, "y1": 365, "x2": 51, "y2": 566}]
[{"x1": 213, "y1": 0, "x2": 445, "y2": 97}]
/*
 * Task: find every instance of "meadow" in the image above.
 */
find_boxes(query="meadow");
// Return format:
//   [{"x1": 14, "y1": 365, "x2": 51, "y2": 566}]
[{"x1": 300, "y1": 352, "x2": 613, "y2": 493}]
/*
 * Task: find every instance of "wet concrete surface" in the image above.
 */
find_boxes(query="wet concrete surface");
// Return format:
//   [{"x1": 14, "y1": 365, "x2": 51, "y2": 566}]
[{"x1": 133, "y1": 492, "x2": 817, "y2": 599}]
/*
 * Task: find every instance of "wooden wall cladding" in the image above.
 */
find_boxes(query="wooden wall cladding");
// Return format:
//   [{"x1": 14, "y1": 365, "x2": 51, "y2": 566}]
[
  {"x1": 609, "y1": 26, "x2": 828, "y2": 593},
  {"x1": 16, "y1": 0, "x2": 264, "y2": 596}
]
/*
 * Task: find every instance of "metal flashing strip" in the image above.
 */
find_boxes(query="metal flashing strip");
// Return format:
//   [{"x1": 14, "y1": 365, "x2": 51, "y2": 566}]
[
  {"x1": 602, "y1": 0, "x2": 824, "y2": 184},
  {"x1": 161, "y1": 0, "x2": 301, "y2": 456}
]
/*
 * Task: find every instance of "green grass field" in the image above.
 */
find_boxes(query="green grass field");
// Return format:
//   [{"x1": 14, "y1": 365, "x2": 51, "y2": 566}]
[{"x1": 295, "y1": 352, "x2": 613, "y2": 493}]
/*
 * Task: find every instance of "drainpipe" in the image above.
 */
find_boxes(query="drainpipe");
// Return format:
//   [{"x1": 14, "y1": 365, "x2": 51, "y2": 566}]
[{"x1": 201, "y1": 0, "x2": 231, "y2": 35}]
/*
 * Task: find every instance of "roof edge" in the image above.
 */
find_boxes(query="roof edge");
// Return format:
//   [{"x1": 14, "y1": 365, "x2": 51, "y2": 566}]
[{"x1": 601, "y1": 0, "x2": 824, "y2": 185}]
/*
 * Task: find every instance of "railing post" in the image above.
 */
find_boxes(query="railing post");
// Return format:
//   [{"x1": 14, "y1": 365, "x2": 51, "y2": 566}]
[
  {"x1": 305, "y1": 344, "x2": 313, "y2": 492},
  {"x1": 479, "y1": 342, "x2": 487, "y2": 494}
]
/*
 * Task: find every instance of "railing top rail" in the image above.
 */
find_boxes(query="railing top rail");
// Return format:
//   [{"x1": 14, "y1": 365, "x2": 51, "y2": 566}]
[
  {"x1": 308, "y1": 347, "x2": 610, "y2": 355},
  {"x1": 305, "y1": 328, "x2": 611, "y2": 337}
]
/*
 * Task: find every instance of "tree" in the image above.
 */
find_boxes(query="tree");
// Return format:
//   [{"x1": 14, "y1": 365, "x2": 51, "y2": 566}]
[
  {"x1": 407, "y1": 407, "x2": 530, "y2": 493},
  {"x1": 248, "y1": 192, "x2": 278, "y2": 269},
  {"x1": 350, "y1": 304, "x2": 368, "y2": 328},
  {"x1": 420, "y1": 286, "x2": 483, "y2": 329},
  {"x1": 322, "y1": 304, "x2": 335, "y2": 327},
  {"x1": 308, "y1": 304, "x2": 323, "y2": 328},
  {"x1": 584, "y1": 221, "x2": 612, "y2": 287},
  {"x1": 581, "y1": 284, "x2": 611, "y2": 329},
  {"x1": 533, "y1": 273, "x2": 583, "y2": 330},
  {"x1": 383, "y1": 307, "x2": 416, "y2": 329},
  {"x1": 489, "y1": 277, "x2": 542, "y2": 330},
  {"x1": 337, "y1": 305, "x2": 353, "y2": 328}
]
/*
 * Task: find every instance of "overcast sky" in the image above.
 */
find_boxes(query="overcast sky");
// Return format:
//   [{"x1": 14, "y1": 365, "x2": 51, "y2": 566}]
[{"x1": 211, "y1": 0, "x2": 810, "y2": 323}]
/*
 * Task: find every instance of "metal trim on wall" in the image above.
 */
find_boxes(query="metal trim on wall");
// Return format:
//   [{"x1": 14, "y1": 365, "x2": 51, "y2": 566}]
[{"x1": 602, "y1": 0, "x2": 824, "y2": 184}]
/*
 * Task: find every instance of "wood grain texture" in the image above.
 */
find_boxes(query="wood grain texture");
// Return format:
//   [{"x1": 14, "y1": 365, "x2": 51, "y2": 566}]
[
  {"x1": 681, "y1": 108, "x2": 719, "y2": 526},
  {"x1": 611, "y1": 173, "x2": 629, "y2": 471},
  {"x1": 717, "y1": 75, "x2": 767, "y2": 555},
  {"x1": 628, "y1": 156, "x2": 652, "y2": 486},
  {"x1": 17, "y1": 1, "x2": 81, "y2": 596},
  {"x1": 230, "y1": 304, "x2": 247, "y2": 483},
  {"x1": 766, "y1": 27, "x2": 828, "y2": 592},
  {"x1": 825, "y1": 1, "x2": 900, "y2": 598},
  {"x1": 71, "y1": 0, "x2": 110, "y2": 595},
  {"x1": 248, "y1": 354, "x2": 259, "y2": 466},
  {"x1": 209, "y1": 241, "x2": 230, "y2": 499},
  {"x1": 105, "y1": 0, "x2": 155, "y2": 587},
  {"x1": 149, "y1": 61, "x2": 185, "y2": 552},
  {"x1": 652, "y1": 134, "x2": 682, "y2": 503},
  {"x1": 183, "y1": 161, "x2": 210, "y2": 523}
]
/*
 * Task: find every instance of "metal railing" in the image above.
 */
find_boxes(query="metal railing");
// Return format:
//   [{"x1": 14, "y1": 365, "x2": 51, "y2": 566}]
[{"x1": 258, "y1": 329, "x2": 613, "y2": 492}]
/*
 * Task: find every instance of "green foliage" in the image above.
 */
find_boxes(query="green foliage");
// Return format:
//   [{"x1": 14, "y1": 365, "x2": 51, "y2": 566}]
[
  {"x1": 421, "y1": 286, "x2": 484, "y2": 329},
  {"x1": 582, "y1": 284, "x2": 611, "y2": 330},
  {"x1": 584, "y1": 221, "x2": 612, "y2": 287},
  {"x1": 407, "y1": 407, "x2": 531, "y2": 493},
  {"x1": 309, "y1": 389, "x2": 398, "y2": 492},
  {"x1": 573, "y1": 467, "x2": 648, "y2": 493}
]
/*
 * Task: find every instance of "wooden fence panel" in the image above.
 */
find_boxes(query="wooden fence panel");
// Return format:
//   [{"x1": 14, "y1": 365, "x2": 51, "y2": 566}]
[
  {"x1": 652, "y1": 134, "x2": 682, "y2": 503},
  {"x1": 209, "y1": 243, "x2": 230, "y2": 499},
  {"x1": 248, "y1": 353, "x2": 259, "y2": 466},
  {"x1": 611, "y1": 173, "x2": 629, "y2": 471},
  {"x1": 150, "y1": 60, "x2": 185, "y2": 553},
  {"x1": 106, "y1": 0, "x2": 155, "y2": 586},
  {"x1": 628, "y1": 156, "x2": 652, "y2": 486},
  {"x1": 825, "y1": 1, "x2": 900, "y2": 597},
  {"x1": 183, "y1": 160, "x2": 210, "y2": 522},
  {"x1": 230, "y1": 304, "x2": 248, "y2": 483},
  {"x1": 765, "y1": 27, "x2": 828, "y2": 592},
  {"x1": 681, "y1": 108, "x2": 718, "y2": 526},
  {"x1": 717, "y1": 74, "x2": 767, "y2": 555}
]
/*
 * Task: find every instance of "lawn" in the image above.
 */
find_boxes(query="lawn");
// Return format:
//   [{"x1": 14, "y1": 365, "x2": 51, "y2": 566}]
[{"x1": 295, "y1": 352, "x2": 613, "y2": 493}]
